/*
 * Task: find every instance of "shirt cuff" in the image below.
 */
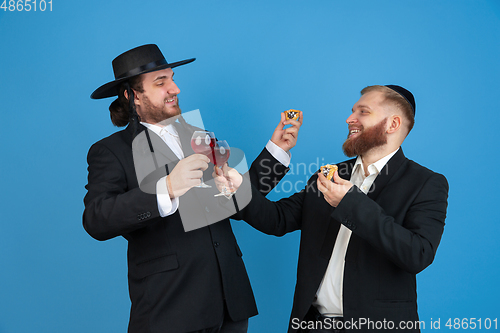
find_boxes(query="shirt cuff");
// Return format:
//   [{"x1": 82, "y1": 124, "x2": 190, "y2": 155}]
[
  {"x1": 156, "y1": 176, "x2": 179, "y2": 217},
  {"x1": 266, "y1": 140, "x2": 291, "y2": 167}
]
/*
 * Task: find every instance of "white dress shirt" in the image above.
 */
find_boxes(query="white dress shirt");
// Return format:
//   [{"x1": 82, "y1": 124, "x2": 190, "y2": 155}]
[
  {"x1": 313, "y1": 148, "x2": 399, "y2": 317},
  {"x1": 140, "y1": 122, "x2": 291, "y2": 217}
]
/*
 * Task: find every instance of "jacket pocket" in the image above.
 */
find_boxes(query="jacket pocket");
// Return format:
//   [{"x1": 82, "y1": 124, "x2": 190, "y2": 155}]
[{"x1": 131, "y1": 254, "x2": 179, "y2": 279}]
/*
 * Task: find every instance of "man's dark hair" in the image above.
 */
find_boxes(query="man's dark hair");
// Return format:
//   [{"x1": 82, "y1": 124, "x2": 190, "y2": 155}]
[{"x1": 109, "y1": 75, "x2": 145, "y2": 127}]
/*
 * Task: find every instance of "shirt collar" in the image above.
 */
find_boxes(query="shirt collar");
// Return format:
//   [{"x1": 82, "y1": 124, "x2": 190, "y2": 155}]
[
  {"x1": 141, "y1": 122, "x2": 178, "y2": 138},
  {"x1": 352, "y1": 147, "x2": 400, "y2": 177}
]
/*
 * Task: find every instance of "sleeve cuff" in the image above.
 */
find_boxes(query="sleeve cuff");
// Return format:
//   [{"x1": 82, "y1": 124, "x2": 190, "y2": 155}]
[
  {"x1": 266, "y1": 140, "x2": 291, "y2": 167},
  {"x1": 156, "y1": 176, "x2": 179, "y2": 217}
]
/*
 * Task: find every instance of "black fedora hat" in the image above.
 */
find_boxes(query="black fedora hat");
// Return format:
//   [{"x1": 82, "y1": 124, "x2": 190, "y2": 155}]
[{"x1": 91, "y1": 44, "x2": 195, "y2": 99}]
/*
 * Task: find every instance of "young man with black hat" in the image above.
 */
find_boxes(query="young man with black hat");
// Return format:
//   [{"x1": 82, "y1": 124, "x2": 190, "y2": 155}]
[
  {"x1": 219, "y1": 85, "x2": 449, "y2": 332},
  {"x1": 83, "y1": 44, "x2": 302, "y2": 333}
]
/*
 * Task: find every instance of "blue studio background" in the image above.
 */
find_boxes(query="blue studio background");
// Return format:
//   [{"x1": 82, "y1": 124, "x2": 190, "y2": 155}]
[{"x1": 1, "y1": 1, "x2": 499, "y2": 332}]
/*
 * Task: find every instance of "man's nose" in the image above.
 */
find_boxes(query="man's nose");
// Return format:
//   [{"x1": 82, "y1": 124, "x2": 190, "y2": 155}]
[
  {"x1": 169, "y1": 81, "x2": 180, "y2": 95},
  {"x1": 346, "y1": 113, "x2": 357, "y2": 124}
]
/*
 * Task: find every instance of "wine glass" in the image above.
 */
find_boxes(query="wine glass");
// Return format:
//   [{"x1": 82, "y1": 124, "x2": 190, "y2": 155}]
[
  {"x1": 213, "y1": 140, "x2": 230, "y2": 168},
  {"x1": 213, "y1": 140, "x2": 234, "y2": 198},
  {"x1": 190, "y1": 131, "x2": 216, "y2": 188}
]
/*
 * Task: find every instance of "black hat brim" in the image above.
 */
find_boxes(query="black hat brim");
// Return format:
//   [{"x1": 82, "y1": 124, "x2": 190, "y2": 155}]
[{"x1": 91, "y1": 58, "x2": 195, "y2": 99}]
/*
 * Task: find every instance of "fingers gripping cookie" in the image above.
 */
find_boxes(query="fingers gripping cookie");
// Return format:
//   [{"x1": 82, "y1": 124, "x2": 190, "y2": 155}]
[
  {"x1": 320, "y1": 164, "x2": 338, "y2": 181},
  {"x1": 285, "y1": 109, "x2": 301, "y2": 121}
]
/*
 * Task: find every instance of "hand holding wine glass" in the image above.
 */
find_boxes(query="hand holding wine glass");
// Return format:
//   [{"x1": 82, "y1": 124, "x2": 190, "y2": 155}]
[
  {"x1": 190, "y1": 131, "x2": 237, "y2": 197},
  {"x1": 213, "y1": 162, "x2": 243, "y2": 198},
  {"x1": 212, "y1": 140, "x2": 235, "y2": 197},
  {"x1": 167, "y1": 154, "x2": 210, "y2": 197}
]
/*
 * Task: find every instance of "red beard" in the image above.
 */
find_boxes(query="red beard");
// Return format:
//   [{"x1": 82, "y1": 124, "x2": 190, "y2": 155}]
[
  {"x1": 140, "y1": 95, "x2": 181, "y2": 125},
  {"x1": 342, "y1": 117, "x2": 388, "y2": 157}
]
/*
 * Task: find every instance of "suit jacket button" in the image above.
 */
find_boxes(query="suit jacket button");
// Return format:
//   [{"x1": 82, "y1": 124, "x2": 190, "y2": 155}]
[{"x1": 214, "y1": 242, "x2": 220, "y2": 247}]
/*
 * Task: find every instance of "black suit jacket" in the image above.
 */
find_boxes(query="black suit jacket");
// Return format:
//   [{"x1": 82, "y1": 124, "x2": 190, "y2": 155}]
[
  {"x1": 83, "y1": 121, "x2": 288, "y2": 333},
  {"x1": 236, "y1": 149, "x2": 449, "y2": 332}
]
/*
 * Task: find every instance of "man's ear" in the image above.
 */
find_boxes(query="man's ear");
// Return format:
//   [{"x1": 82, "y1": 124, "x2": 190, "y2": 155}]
[
  {"x1": 124, "y1": 89, "x2": 141, "y2": 106},
  {"x1": 387, "y1": 115, "x2": 402, "y2": 134},
  {"x1": 133, "y1": 90, "x2": 141, "y2": 106}
]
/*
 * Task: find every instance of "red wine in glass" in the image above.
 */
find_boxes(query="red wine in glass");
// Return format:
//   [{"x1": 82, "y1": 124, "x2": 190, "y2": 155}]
[
  {"x1": 190, "y1": 131, "x2": 216, "y2": 188},
  {"x1": 214, "y1": 140, "x2": 230, "y2": 167},
  {"x1": 213, "y1": 140, "x2": 234, "y2": 198}
]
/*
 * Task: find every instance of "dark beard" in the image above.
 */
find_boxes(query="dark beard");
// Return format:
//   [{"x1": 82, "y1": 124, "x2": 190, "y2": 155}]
[
  {"x1": 140, "y1": 95, "x2": 181, "y2": 125},
  {"x1": 342, "y1": 117, "x2": 388, "y2": 157}
]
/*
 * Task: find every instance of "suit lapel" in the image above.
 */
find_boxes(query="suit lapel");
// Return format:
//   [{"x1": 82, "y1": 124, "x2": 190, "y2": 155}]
[
  {"x1": 318, "y1": 158, "x2": 356, "y2": 259},
  {"x1": 337, "y1": 158, "x2": 356, "y2": 181},
  {"x1": 343, "y1": 150, "x2": 406, "y2": 264},
  {"x1": 147, "y1": 128, "x2": 180, "y2": 165},
  {"x1": 366, "y1": 148, "x2": 407, "y2": 201},
  {"x1": 126, "y1": 122, "x2": 183, "y2": 171},
  {"x1": 173, "y1": 121, "x2": 197, "y2": 157},
  {"x1": 125, "y1": 117, "x2": 205, "y2": 163},
  {"x1": 317, "y1": 151, "x2": 407, "y2": 279}
]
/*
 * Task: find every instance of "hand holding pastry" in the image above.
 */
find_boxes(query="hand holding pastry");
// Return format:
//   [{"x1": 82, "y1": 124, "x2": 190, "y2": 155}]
[
  {"x1": 320, "y1": 164, "x2": 338, "y2": 181},
  {"x1": 285, "y1": 109, "x2": 301, "y2": 121},
  {"x1": 270, "y1": 110, "x2": 303, "y2": 152},
  {"x1": 317, "y1": 166, "x2": 353, "y2": 207}
]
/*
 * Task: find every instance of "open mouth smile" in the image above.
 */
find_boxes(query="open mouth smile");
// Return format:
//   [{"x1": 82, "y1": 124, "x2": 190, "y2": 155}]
[{"x1": 348, "y1": 129, "x2": 361, "y2": 138}]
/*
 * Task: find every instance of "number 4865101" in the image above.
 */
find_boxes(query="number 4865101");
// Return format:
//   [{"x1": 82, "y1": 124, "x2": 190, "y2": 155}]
[{"x1": 1, "y1": 0, "x2": 53, "y2": 11}]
